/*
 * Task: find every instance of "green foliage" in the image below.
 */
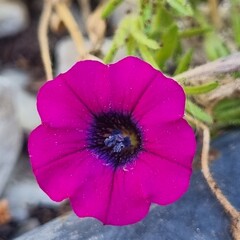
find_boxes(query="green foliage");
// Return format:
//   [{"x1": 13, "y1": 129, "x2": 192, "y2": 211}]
[
  {"x1": 186, "y1": 99, "x2": 213, "y2": 124},
  {"x1": 231, "y1": 71, "x2": 240, "y2": 79},
  {"x1": 179, "y1": 27, "x2": 211, "y2": 38},
  {"x1": 230, "y1": 0, "x2": 240, "y2": 48},
  {"x1": 204, "y1": 33, "x2": 230, "y2": 60},
  {"x1": 184, "y1": 82, "x2": 219, "y2": 95},
  {"x1": 166, "y1": 0, "x2": 193, "y2": 17},
  {"x1": 174, "y1": 49, "x2": 193, "y2": 75},
  {"x1": 102, "y1": 0, "x2": 240, "y2": 130},
  {"x1": 138, "y1": 44, "x2": 159, "y2": 69},
  {"x1": 131, "y1": 18, "x2": 160, "y2": 50},
  {"x1": 155, "y1": 24, "x2": 178, "y2": 69},
  {"x1": 213, "y1": 98, "x2": 240, "y2": 127},
  {"x1": 150, "y1": 4, "x2": 174, "y2": 37},
  {"x1": 102, "y1": 0, "x2": 123, "y2": 19}
]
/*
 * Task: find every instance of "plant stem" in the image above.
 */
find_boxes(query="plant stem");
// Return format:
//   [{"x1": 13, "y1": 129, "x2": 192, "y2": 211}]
[
  {"x1": 55, "y1": 1, "x2": 87, "y2": 58},
  {"x1": 186, "y1": 114, "x2": 240, "y2": 240},
  {"x1": 208, "y1": 0, "x2": 221, "y2": 28},
  {"x1": 38, "y1": 0, "x2": 53, "y2": 80}
]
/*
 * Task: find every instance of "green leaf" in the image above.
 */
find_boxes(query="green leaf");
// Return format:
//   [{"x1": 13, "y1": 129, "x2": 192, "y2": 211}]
[
  {"x1": 155, "y1": 24, "x2": 178, "y2": 68},
  {"x1": 213, "y1": 98, "x2": 240, "y2": 124},
  {"x1": 103, "y1": 17, "x2": 130, "y2": 63},
  {"x1": 113, "y1": 17, "x2": 130, "y2": 46},
  {"x1": 103, "y1": 43, "x2": 118, "y2": 63},
  {"x1": 204, "y1": 33, "x2": 230, "y2": 60},
  {"x1": 213, "y1": 98, "x2": 240, "y2": 127},
  {"x1": 102, "y1": 0, "x2": 123, "y2": 19},
  {"x1": 139, "y1": 0, "x2": 154, "y2": 35},
  {"x1": 126, "y1": 36, "x2": 136, "y2": 55},
  {"x1": 214, "y1": 98, "x2": 240, "y2": 112},
  {"x1": 179, "y1": 27, "x2": 211, "y2": 38},
  {"x1": 166, "y1": 0, "x2": 193, "y2": 16},
  {"x1": 138, "y1": 44, "x2": 159, "y2": 69},
  {"x1": 174, "y1": 49, "x2": 193, "y2": 75},
  {"x1": 184, "y1": 81, "x2": 219, "y2": 95},
  {"x1": 230, "y1": 0, "x2": 240, "y2": 47},
  {"x1": 131, "y1": 18, "x2": 160, "y2": 50},
  {"x1": 150, "y1": 5, "x2": 174, "y2": 37},
  {"x1": 186, "y1": 99, "x2": 213, "y2": 124}
]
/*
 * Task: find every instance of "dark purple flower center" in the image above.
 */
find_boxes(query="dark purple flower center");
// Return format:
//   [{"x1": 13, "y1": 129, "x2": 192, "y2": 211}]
[{"x1": 88, "y1": 112, "x2": 142, "y2": 168}]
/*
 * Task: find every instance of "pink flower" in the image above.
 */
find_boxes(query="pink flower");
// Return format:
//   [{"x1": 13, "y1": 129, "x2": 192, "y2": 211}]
[{"x1": 28, "y1": 56, "x2": 196, "y2": 226}]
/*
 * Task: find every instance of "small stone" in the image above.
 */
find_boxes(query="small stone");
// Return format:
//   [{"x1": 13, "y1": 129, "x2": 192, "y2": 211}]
[
  {"x1": 0, "y1": 0, "x2": 29, "y2": 38},
  {"x1": 0, "y1": 82, "x2": 22, "y2": 196},
  {"x1": 55, "y1": 37, "x2": 126, "y2": 75},
  {"x1": 0, "y1": 69, "x2": 40, "y2": 132},
  {"x1": 15, "y1": 218, "x2": 39, "y2": 237},
  {"x1": 4, "y1": 154, "x2": 58, "y2": 221}
]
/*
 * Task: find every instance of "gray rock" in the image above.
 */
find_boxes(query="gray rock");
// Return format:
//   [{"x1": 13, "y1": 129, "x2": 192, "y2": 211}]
[
  {"x1": 0, "y1": 82, "x2": 22, "y2": 196},
  {"x1": 15, "y1": 131, "x2": 240, "y2": 240},
  {"x1": 0, "y1": 0, "x2": 29, "y2": 38},
  {"x1": 4, "y1": 154, "x2": 58, "y2": 221},
  {"x1": 0, "y1": 69, "x2": 40, "y2": 132}
]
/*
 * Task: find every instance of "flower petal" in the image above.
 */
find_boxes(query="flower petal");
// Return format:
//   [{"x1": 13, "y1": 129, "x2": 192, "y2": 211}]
[
  {"x1": 37, "y1": 75, "x2": 92, "y2": 128},
  {"x1": 29, "y1": 125, "x2": 87, "y2": 169},
  {"x1": 28, "y1": 125, "x2": 91, "y2": 201},
  {"x1": 133, "y1": 73, "x2": 185, "y2": 124},
  {"x1": 63, "y1": 60, "x2": 111, "y2": 113},
  {"x1": 70, "y1": 167, "x2": 151, "y2": 225},
  {"x1": 136, "y1": 151, "x2": 192, "y2": 205},
  {"x1": 108, "y1": 56, "x2": 158, "y2": 113},
  {"x1": 143, "y1": 119, "x2": 196, "y2": 167}
]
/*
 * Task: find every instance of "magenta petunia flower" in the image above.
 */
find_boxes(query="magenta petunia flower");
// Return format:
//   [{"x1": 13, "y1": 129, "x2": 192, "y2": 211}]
[{"x1": 28, "y1": 56, "x2": 196, "y2": 226}]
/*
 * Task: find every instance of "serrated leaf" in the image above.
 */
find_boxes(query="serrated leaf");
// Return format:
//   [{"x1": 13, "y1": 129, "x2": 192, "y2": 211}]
[
  {"x1": 174, "y1": 49, "x2": 193, "y2": 75},
  {"x1": 186, "y1": 99, "x2": 213, "y2": 124},
  {"x1": 166, "y1": 0, "x2": 193, "y2": 17},
  {"x1": 156, "y1": 24, "x2": 178, "y2": 68},
  {"x1": 184, "y1": 81, "x2": 218, "y2": 95}
]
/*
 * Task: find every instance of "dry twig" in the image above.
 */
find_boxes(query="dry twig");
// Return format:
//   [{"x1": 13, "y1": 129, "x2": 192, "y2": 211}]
[
  {"x1": 186, "y1": 114, "x2": 240, "y2": 240},
  {"x1": 208, "y1": 0, "x2": 221, "y2": 28},
  {"x1": 38, "y1": 0, "x2": 53, "y2": 80},
  {"x1": 86, "y1": 2, "x2": 106, "y2": 51},
  {"x1": 54, "y1": 1, "x2": 87, "y2": 58}
]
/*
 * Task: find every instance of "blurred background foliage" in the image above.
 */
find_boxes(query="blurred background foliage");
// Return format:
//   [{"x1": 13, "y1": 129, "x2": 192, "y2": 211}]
[{"x1": 101, "y1": 0, "x2": 240, "y2": 130}]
